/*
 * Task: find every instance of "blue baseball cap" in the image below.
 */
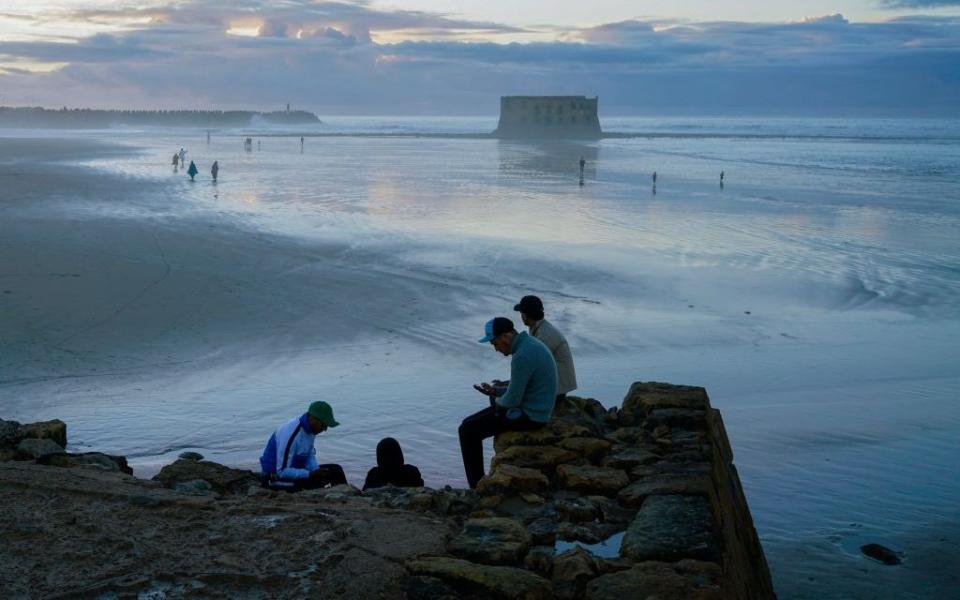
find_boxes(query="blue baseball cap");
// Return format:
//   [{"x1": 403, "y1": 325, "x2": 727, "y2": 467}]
[{"x1": 478, "y1": 317, "x2": 514, "y2": 343}]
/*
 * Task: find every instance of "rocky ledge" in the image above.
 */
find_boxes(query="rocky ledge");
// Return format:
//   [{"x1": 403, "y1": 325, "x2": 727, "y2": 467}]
[{"x1": 0, "y1": 382, "x2": 776, "y2": 599}]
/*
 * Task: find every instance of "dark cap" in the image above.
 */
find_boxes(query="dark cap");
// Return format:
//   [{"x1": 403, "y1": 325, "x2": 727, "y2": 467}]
[
  {"x1": 513, "y1": 295, "x2": 544, "y2": 315},
  {"x1": 478, "y1": 317, "x2": 515, "y2": 343}
]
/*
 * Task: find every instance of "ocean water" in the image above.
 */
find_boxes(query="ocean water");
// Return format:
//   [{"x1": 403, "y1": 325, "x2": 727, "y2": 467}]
[{"x1": 2, "y1": 117, "x2": 959, "y2": 598}]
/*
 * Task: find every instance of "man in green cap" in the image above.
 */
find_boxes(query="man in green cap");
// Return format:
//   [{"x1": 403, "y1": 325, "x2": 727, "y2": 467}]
[{"x1": 259, "y1": 401, "x2": 348, "y2": 491}]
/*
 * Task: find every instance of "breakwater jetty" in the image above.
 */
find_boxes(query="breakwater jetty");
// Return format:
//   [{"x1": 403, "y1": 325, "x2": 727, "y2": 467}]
[{"x1": 0, "y1": 382, "x2": 775, "y2": 599}]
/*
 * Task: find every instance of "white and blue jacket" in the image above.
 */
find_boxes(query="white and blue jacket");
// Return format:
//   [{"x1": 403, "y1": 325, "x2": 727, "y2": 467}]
[{"x1": 259, "y1": 414, "x2": 319, "y2": 480}]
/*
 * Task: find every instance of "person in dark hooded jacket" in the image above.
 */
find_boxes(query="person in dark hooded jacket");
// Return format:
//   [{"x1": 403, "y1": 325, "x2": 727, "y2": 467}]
[{"x1": 362, "y1": 437, "x2": 424, "y2": 490}]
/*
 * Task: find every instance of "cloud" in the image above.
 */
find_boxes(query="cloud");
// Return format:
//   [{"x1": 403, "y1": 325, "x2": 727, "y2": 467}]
[
  {"x1": 0, "y1": 3, "x2": 958, "y2": 116},
  {"x1": 878, "y1": 0, "x2": 960, "y2": 7}
]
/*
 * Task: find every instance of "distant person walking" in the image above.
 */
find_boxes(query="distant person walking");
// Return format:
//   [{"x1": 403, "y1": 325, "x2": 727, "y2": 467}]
[
  {"x1": 172, "y1": 153, "x2": 179, "y2": 170},
  {"x1": 211, "y1": 160, "x2": 219, "y2": 181},
  {"x1": 362, "y1": 437, "x2": 424, "y2": 491},
  {"x1": 206, "y1": 130, "x2": 211, "y2": 144},
  {"x1": 179, "y1": 148, "x2": 187, "y2": 166},
  {"x1": 720, "y1": 170, "x2": 725, "y2": 189},
  {"x1": 259, "y1": 401, "x2": 347, "y2": 492},
  {"x1": 300, "y1": 136, "x2": 305, "y2": 151},
  {"x1": 187, "y1": 161, "x2": 198, "y2": 181},
  {"x1": 652, "y1": 171, "x2": 657, "y2": 185},
  {"x1": 579, "y1": 156, "x2": 585, "y2": 186}
]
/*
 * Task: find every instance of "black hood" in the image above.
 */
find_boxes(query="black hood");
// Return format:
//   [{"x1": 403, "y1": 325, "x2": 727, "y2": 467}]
[{"x1": 376, "y1": 437, "x2": 404, "y2": 469}]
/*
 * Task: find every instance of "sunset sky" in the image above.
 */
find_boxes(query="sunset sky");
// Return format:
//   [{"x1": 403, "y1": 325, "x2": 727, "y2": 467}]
[{"x1": 1, "y1": 1, "x2": 958, "y2": 114}]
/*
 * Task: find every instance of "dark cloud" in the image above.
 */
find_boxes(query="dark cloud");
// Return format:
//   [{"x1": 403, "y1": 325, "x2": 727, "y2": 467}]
[{"x1": 0, "y1": 4, "x2": 958, "y2": 116}]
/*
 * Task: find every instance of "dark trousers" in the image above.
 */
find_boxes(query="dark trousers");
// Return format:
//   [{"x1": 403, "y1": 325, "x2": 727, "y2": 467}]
[
  {"x1": 262, "y1": 463, "x2": 347, "y2": 492},
  {"x1": 458, "y1": 406, "x2": 545, "y2": 489}
]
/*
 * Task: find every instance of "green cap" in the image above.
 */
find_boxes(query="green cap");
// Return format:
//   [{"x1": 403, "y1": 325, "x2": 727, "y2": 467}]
[{"x1": 307, "y1": 401, "x2": 340, "y2": 428}]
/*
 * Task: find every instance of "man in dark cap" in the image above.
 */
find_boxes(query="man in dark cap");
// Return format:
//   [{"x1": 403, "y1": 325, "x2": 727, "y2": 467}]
[
  {"x1": 513, "y1": 295, "x2": 577, "y2": 401},
  {"x1": 259, "y1": 400, "x2": 348, "y2": 491},
  {"x1": 459, "y1": 317, "x2": 558, "y2": 488}
]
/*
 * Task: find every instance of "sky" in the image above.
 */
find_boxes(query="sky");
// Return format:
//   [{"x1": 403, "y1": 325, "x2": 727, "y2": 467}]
[{"x1": 0, "y1": 1, "x2": 958, "y2": 116}]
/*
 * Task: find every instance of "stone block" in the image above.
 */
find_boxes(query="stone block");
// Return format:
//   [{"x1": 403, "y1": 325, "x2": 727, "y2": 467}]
[
  {"x1": 586, "y1": 559, "x2": 722, "y2": 600},
  {"x1": 18, "y1": 419, "x2": 67, "y2": 449},
  {"x1": 153, "y1": 458, "x2": 258, "y2": 495},
  {"x1": 491, "y1": 445, "x2": 578, "y2": 473},
  {"x1": 602, "y1": 447, "x2": 660, "y2": 470},
  {"x1": 621, "y1": 382, "x2": 710, "y2": 426},
  {"x1": 447, "y1": 517, "x2": 533, "y2": 565},
  {"x1": 557, "y1": 437, "x2": 611, "y2": 462},
  {"x1": 477, "y1": 464, "x2": 549, "y2": 496},
  {"x1": 618, "y1": 474, "x2": 712, "y2": 507},
  {"x1": 621, "y1": 495, "x2": 718, "y2": 562},
  {"x1": 16, "y1": 438, "x2": 65, "y2": 460},
  {"x1": 406, "y1": 556, "x2": 553, "y2": 600},
  {"x1": 556, "y1": 465, "x2": 629, "y2": 496},
  {"x1": 553, "y1": 547, "x2": 598, "y2": 600},
  {"x1": 0, "y1": 419, "x2": 22, "y2": 449}
]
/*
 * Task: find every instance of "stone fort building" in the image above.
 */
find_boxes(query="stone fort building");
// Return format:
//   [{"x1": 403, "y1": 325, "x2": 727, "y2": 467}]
[{"x1": 495, "y1": 95, "x2": 602, "y2": 139}]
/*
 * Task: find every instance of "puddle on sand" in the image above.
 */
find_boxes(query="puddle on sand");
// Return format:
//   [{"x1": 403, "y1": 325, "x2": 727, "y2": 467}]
[{"x1": 554, "y1": 531, "x2": 625, "y2": 558}]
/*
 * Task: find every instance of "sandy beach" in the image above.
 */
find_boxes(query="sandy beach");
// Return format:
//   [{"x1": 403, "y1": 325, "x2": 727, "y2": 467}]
[{"x1": 2, "y1": 124, "x2": 959, "y2": 598}]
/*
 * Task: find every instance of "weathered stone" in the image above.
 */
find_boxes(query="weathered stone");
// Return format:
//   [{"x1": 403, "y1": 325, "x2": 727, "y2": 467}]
[
  {"x1": 521, "y1": 493, "x2": 545, "y2": 505},
  {"x1": 604, "y1": 426, "x2": 649, "y2": 446},
  {"x1": 556, "y1": 521, "x2": 623, "y2": 545},
  {"x1": 16, "y1": 438, "x2": 65, "y2": 460},
  {"x1": 602, "y1": 447, "x2": 659, "y2": 470},
  {"x1": 651, "y1": 424, "x2": 670, "y2": 439},
  {"x1": 405, "y1": 492, "x2": 435, "y2": 512},
  {"x1": 557, "y1": 437, "x2": 611, "y2": 463},
  {"x1": 448, "y1": 517, "x2": 533, "y2": 565},
  {"x1": 494, "y1": 495, "x2": 547, "y2": 519},
  {"x1": 178, "y1": 451, "x2": 204, "y2": 461},
  {"x1": 618, "y1": 474, "x2": 711, "y2": 507},
  {"x1": 560, "y1": 396, "x2": 608, "y2": 419},
  {"x1": 153, "y1": 458, "x2": 258, "y2": 495},
  {"x1": 173, "y1": 479, "x2": 214, "y2": 494},
  {"x1": 586, "y1": 559, "x2": 722, "y2": 600},
  {"x1": 0, "y1": 419, "x2": 22, "y2": 449},
  {"x1": 521, "y1": 548, "x2": 551, "y2": 579},
  {"x1": 645, "y1": 408, "x2": 708, "y2": 430},
  {"x1": 630, "y1": 459, "x2": 711, "y2": 481},
  {"x1": 494, "y1": 429, "x2": 562, "y2": 453},
  {"x1": 18, "y1": 419, "x2": 67, "y2": 449},
  {"x1": 434, "y1": 487, "x2": 479, "y2": 516},
  {"x1": 403, "y1": 575, "x2": 460, "y2": 600},
  {"x1": 477, "y1": 464, "x2": 549, "y2": 496},
  {"x1": 406, "y1": 556, "x2": 553, "y2": 600},
  {"x1": 621, "y1": 495, "x2": 718, "y2": 562},
  {"x1": 553, "y1": 547, "x2": 598, "y2": 600},
  {"x1": 861, "y1": 543, "x2": 902, "y2": 565},
  {"x1": 556, "y1": 496, "x2": 600, "y2": 522},
  {"x1": 527, "y1": 516, "x2": 558, "y2": 546},
  {"x1": 621, "y1": 382, "x2": 710, "y2": 426},
  {"x1": 556, "y1": 465, "x2": 629, "y2": 497},
  {"x1": 41, "y1": 452, "x2": 133, "y2": 474},
  {"x1": 491, "y1": 445, "x2": 578, "y2": 473}
]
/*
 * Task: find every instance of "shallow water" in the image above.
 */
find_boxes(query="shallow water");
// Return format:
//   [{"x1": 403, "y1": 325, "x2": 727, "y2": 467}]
[{"x1": 2, "y1": 117, "x2": 959, "y2": 598}]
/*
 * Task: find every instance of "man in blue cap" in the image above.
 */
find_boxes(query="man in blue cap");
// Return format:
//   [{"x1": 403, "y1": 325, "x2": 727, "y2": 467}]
[
  {"x1": 459, "y1": 317, "x2": 558, "y2": 488},
  {"x1": 259, "y1": 400, "x2": 348, "y2": 491}
]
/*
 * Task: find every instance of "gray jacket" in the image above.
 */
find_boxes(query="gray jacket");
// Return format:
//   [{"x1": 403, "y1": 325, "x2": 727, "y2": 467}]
[{"x1": 530, "y1": 319, "x2": 577, "y2": 395}]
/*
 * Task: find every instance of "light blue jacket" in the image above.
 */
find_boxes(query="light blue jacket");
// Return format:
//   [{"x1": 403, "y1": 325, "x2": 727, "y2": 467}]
[
  {"x1": 259, "y1": 414, "x2": 319, "y2": 479},
  {"x1": 496, "y1": 332, "x2": 558, "y2": 423}
]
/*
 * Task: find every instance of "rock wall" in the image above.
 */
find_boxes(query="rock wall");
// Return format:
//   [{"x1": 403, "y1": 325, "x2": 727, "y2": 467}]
[
  {"x1": 0, "y1": 381, "x2": 775, "y2": 599},
  {"x1": 495, "y1": 96, "x2": 602, "y2": 139}
]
